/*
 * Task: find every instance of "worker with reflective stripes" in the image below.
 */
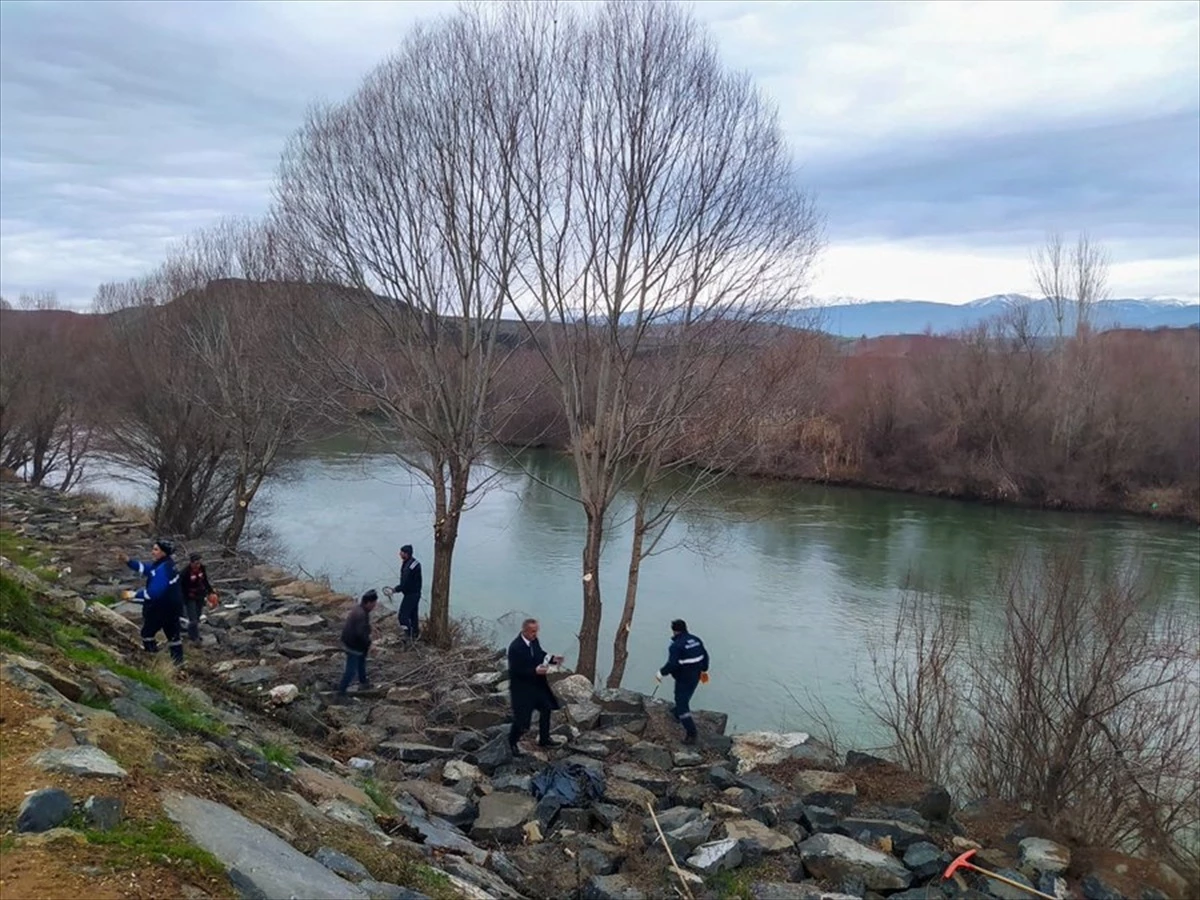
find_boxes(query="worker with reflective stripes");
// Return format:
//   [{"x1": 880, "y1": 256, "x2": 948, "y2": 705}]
[
  {"x1": 119, "y1": 538, "x2": 185, "y2": 665},
  {"x1": 655, "y1": 618, "x2": 710, "y2": 745}
]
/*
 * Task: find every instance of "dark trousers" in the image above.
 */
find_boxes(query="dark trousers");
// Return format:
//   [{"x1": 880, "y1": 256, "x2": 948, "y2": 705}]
[
  {"x1": 398, "y1": 596, "x2": 420, "y2": 641},
  {"x1": 183, "y1": 596, "x2": 203, "y2": 642},
  {"x1": 509, "y1": 698, "x2": 552, "y2": 747},
  {"x1": 672, "y1": 672, "x2": 700, "y2": 737},
  {"x1": 142, "y1": 600, "x2": 184, "y2": 665},
  {"x1": 339, "y1": 650, "x2": 368, "y2": 694}
]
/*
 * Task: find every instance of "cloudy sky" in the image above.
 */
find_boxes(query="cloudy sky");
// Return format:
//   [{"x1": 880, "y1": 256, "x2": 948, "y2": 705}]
[{"x1": 1, "y1": 0, "x2": 1197, "y2": 308}]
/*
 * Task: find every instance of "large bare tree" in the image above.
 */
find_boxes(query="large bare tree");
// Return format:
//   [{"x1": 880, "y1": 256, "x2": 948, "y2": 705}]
[
  {"x1": 500, "y1": 0, "x2": 822, "y2": 680},
  {"x1": 274, "y1": 10, "x2": 527, "y2": 647},
  {"x1": 173, "y1": 219, "x2": 328, "y2": 549},
  {"x1": 1031, "y1": 231, "x2": 1111, "y2": 465}
]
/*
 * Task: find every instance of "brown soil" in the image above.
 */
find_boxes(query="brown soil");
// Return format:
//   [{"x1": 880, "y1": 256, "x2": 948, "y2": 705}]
[{"x1": 0, "y1": 684, "x2": 233, "y2": 900}]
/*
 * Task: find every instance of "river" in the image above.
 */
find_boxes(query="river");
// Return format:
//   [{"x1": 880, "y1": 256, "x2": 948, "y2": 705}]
[{"x1": 82, "y1": 442, "x2": 1200, "y2": 745}]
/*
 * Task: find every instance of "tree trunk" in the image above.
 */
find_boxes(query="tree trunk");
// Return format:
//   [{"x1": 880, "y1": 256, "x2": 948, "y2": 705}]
[
  {"x1": 606, "y1": 501, "x2": 647, "y2": 689},
  {"x1": 577, "y1": 506, "x2": 604, "y2": 681},
  {"x1": 426, "y1": 462, "x2": 467, "y2": 650}
]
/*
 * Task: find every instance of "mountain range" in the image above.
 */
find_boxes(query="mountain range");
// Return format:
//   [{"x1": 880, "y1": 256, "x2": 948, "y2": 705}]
[{"x1": 803, "y1": 295, "x2": 1200, "y2": 338}]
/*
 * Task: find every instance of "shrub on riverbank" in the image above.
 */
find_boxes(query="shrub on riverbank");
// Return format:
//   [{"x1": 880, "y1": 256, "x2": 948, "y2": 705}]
[{"x1": 857, "y1": 544, "x2": 1200, "y2": 891}]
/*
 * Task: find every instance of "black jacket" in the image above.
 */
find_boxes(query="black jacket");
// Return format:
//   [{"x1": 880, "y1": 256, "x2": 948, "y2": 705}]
[
  {"x1": 341, "y1": 604, "x2": 372, "y2": 654},
  {"x1": 507, "y1": 634, "x2": 560, "y2": 712},
  {"x1": 394, "y1": 557, "x2": 422, "y2": 599},
  {"x1": 660, "y1": 631, "x2": 709, "y2": 679},
  {"x1": 180, "y1": 564, "x2": 213, "y2": 602}
]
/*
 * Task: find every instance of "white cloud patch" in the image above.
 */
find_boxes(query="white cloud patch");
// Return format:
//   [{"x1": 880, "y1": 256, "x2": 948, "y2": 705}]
[{"x1": 1, "y1": 0, "x2": 1197, "y2": 307}]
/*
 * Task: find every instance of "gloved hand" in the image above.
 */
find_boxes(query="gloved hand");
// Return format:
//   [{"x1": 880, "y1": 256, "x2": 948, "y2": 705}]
[
  {"x1": 206, "y1": 592, "x2": 219, "y2": 609},
  {"x1": 121, "y1": 589, "x2": 135, "y2": 601},
  {"x1": 383, "y1": 586, "x2": 394, "y2": 597},
  {"x1": 654, "y1": 673, "x2": 662, "y2": 684},
  {"x1": 700, "y1": 672, "x2": 710, "y2": 685}
]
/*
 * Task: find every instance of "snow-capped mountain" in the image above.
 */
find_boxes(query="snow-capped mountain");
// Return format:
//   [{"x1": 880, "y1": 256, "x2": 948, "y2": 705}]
[{"x1": 803, "y1": 296, "x2": 1200, "y2": 338}]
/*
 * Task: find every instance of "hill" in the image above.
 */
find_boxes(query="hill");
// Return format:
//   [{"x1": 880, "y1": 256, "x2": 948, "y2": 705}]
[{"x1": 804, "y1": 296, "x2": 1200, "y2": 338}]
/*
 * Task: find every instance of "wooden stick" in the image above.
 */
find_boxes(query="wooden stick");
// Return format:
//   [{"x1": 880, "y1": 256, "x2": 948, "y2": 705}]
[
  {"x1": 646, "y1": 801, "x2": 695, "y2": 900},
  {"x1": 970, "y1": 865, "x2": 1056, "y2": 900}
]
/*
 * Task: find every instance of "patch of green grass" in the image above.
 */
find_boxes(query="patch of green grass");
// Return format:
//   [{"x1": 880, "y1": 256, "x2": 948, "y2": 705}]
[
  {"x1": 147, "y1": 699, "x2": 227, "y2": 738},
  {"x1": 708, "y1": 865, "x2": 777, "y2": 900},
  {"x1": 0, "y1": 570, "x2": 56, "y2": 643},
  {"x1": 93, "y1": 594, "x2": 119, "y2": 607},
  {"x1": 108, "y1": 661, "x2": 171, "y2": 694},
  {"x1": 412, "y1": 864, "x2": 457, "y2": 899},
  {"x1": 83, "y1": 818, "x2": 225, "y2": 877},
  {"x1": 0, "y1": 530, "x2": 60, "y2": 582},
  {"x1": 0, "y1": 628, "x2": 30, "y2": 653},
  {"x1": 360, "y1": 777, "x2": 395, "y2": 815},
  {"x1": 261, "y1": 742, "x2": 296, "y2": 768},
  {"x1": 55, "y1": 623, "x2": 115, "y2": 667}
]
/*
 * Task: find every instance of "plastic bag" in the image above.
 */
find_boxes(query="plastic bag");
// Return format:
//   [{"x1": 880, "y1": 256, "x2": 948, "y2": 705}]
[{"x1": 530, "y1": 762, "x2": 606, "y2": 807}]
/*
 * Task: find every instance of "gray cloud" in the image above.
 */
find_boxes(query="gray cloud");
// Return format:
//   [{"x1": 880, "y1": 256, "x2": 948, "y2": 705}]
[{"x1": 1, "y1": 0, "x2": 1197, "y2": 306}]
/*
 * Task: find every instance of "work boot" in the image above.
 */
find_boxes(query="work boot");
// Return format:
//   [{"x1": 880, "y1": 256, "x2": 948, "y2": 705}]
[
  {"x1": 682, "y1": 731, "x2": 698, "y2": 745},
  {"x1": 509, "y1": 743, "x2": 523, "y2": 758}
]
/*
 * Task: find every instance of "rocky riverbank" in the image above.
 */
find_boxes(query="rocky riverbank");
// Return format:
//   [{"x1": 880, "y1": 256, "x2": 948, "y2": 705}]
[{"x1": 0, "y1": 478, "x2": 1189, "y2": 900}]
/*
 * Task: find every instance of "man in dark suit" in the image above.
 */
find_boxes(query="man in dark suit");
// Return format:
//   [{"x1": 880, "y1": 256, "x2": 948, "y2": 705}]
[{"x1": 507, "y1": 618, "x2": 563, "y2": 755}]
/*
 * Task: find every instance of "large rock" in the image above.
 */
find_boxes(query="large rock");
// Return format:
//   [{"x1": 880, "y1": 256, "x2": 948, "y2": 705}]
[
  {"x1": 110, "y1": 697, "x2": 178, "y2": 736},
  {"x1": 841, "y1": 816, "x2": 929, "y2": 852},
  {"x1": 554, "y1": 674, "x2": 597, "y2": 705},
  {"x1": 83, "y1": 795, "x2": 123, "y2": 831},
  {"x1": 731, "y1": 731, "x2": 825, "y2": 773},
  {"x1": 314, "y1": 846, "x2": 372, "y2": 881},
  {"x1": 581, "y1": 874, "x2": 647, "y2": 900},
  {"x1": 1018, "y1": 837, "x2": 1071, "y2": 875},
  {"x1": 902, "y1": 841, "x2": 950, "y2": 881},
  {"x1": 609, "y1": 762, "x2": 672, "y2": 797},
  {"x1": 437, "y1": 857, "x2": 524, "y2": 899},
  {"x1": 567, "y1": 701, "x2": 603, "y2": 730},
  {"x1": 792, "y1": 770, "x2": 857, "y2": 814},
  {"x1": 687, "y1": 837, "x2": 743, "y2": 874},
  {"x1": 749, "y1": 886, "x2": 863, "y2": 900},
  {"x1": 471, "y1": 792, "x2": 537, "y2": 843},
  {"x1": 359, "y1": 881, "x2": 431, "y2": 900},
  {"x1": 724, "y1": 818, "x2": 796, "y2": 854},
  {"x1": 18, "y1": 788, "x2": 74, "y2": 833},
  {"x1": 293, "y1": 765, "x2": 376, "y2": 809},
  {"x1": 242, "y1": 613, "x2": 286, "y2": 630},
  {"x1": 605, "y1": 779, "x2": 657, "y2": 810},
  {"x1": 595, "y1": 688, "x2": 644, "y2": 714},
  {"x1": 279, "y1": 613, "x2": 325, "y2": 631},
  {"x1": 397, "y1": 780, "x2": 477, "y2": 828},
  {"x1": 379, "y1": 741, "x2": 457, "y2": 763},
  {"x1": 31, "y1": 746, "x2": 127, "y2": 779},
  {"x1": 7, "y1": 655, "x2": 85, "y2": 701},
  {"x1": 402, "y1": 811, "x2": 488, "y2": 864},
  {"x1": 631, "y1": 741, "x2": 673, "y2": 771},
  {"x1": 163, "y1": 792, "x2": 368, "y2": 899},
  {"x1": 797, "y1": 833, "x2": 912, "y2": 892},
  {"x1": 467, "y1": 734, "x2": 513, "y2": 773},
  {"x1": 280, "y1": 639, "x2": 330, "y2": 659},
  {"x1": 225, "y1": 665, "x2": 279, "y2": 687}
]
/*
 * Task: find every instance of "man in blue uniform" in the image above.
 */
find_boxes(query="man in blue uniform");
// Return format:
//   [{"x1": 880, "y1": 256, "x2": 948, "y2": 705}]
[
  {"x1": 655, "y1": 618, "x2": 709, "y2": 744},
  {"x1": 119, "y1": 538, "x2": 184, "y2": 665},
  {"x1": 385, "y1": 544, "x2": 422, "y2": 644}
]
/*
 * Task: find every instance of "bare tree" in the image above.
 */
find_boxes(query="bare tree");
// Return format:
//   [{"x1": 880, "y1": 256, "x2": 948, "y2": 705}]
[
  {"x1": 1032, "y1": 231, "x2": 1110, "y2": 342},
  {"x1": 1031, "y1": 232, "x2": 1111, "y2": 464},
  {"x1": 17, "y1": 289, "x2": 59, "y2": 311},
  {"x1": 501, "y1": 0, "x2": 821, "y2": 680},
  {"x1": 275, "y1": 10, "x2": 528, "y2": 647},
  {"x1": 174, "y1": 219, "x2": 327, "y2": 549},
  {"x1": 93, "y1": 261, "x2": 237, "y2": 537},
  {"x1": 0, "y1": 307, "x2": 97, "y2": 489}
]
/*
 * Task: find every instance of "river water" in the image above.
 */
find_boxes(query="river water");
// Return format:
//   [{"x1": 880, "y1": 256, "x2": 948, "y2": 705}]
[{"x1": 83, "y1": 443, "x2": 1200, "y2": 744}]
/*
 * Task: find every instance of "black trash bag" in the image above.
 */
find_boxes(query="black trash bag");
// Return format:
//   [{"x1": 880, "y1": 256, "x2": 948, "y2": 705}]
[{"x1": 531, "y1": 762, "x2": 606, "y2": 807}]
